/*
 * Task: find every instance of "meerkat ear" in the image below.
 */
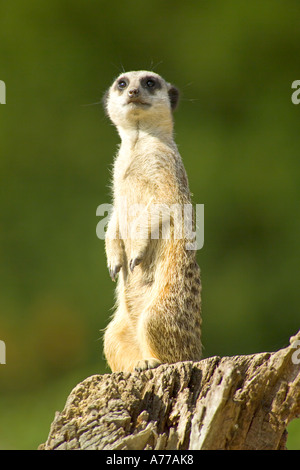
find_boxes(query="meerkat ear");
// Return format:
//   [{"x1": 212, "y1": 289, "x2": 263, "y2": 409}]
[{"x1": 168, "y1": 85, "x2": 179, "y2": 111}]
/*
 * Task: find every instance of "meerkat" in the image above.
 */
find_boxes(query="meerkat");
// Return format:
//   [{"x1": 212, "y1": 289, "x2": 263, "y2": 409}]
[{"x1": 102, "y1": 70, "x2": 202, "y2": 372}]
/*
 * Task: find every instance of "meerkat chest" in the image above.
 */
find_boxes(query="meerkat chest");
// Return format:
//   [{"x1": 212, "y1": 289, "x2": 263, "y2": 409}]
[
  {"x1": 113, "y1": 143, "x2": 151, "y2": 185},
  {"x1": 113, "y1": 149, "x2": 142, "y2": 189},
  {"x1": 112, "y1": 138, "x2": 184, "y2": 211},
  {"x1": 114, "y1": 139, "x2": 175, "y2": 181},
  {"x1": 113, "y1": 157, "x2": 153, "y2": 209}
]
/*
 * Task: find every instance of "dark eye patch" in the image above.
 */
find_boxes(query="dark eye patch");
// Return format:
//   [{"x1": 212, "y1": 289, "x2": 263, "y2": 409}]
[
  {"x1": 140, "y1": 76, "x2": 162, "y2": 93},
  {"x1": 146, "y1": 78, "x2": 155, "y2": 87},
  {"x1": 115, "y1": 76, "x2": 128, "y2": 91}
]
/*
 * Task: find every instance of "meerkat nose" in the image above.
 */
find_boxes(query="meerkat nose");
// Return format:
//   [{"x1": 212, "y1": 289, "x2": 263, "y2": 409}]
[{"x1": 128, "y1": 88, "x2": 139, "y2": 97}]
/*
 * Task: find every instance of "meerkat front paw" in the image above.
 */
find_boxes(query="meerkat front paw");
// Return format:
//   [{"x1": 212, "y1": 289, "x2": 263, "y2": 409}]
[
  {"x1": 106, "y1": 237, "x2": 124, "y2": 281},
  {"x1": 134, "y1": 358, "x2": 161, "y2": 372},
  {"x1": 108, "y1": 263, "x2": 122, "y2": 282},
  {"x1": 106, "y1": 244, "x2": 124, "y2": 281}
]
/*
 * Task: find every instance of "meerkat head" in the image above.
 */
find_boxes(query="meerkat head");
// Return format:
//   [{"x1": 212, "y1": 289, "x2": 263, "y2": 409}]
[{"x1": 103, "y1": 71, "x2": 179, "y2": 136}]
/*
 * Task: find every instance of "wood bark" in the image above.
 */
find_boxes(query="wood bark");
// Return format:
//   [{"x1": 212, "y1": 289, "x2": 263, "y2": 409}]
[{"x1": 39, "y1": 330, "x2": 300, "y2": 450}]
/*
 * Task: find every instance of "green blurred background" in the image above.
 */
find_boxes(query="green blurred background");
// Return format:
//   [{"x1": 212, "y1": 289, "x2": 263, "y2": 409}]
[{"x1": 0, "y1": 0, "x2": 299, "y2": 449}]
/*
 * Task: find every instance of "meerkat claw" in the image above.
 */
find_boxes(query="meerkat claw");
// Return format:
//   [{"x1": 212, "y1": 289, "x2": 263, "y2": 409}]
[
  {"x1": 109, "y1": 264, "x2": 121, "y2": 281},
  {"x1": 134, "y1": 359, "x2": 161, "y2": 372},
  {"x1": 129, "y1": 257, "x2": 142, "y2": 273}
]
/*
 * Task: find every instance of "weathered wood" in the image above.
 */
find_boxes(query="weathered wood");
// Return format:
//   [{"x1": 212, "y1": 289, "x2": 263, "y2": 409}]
[{"x1": 39, "y1": 330, "x2": 300, "y2": 450}]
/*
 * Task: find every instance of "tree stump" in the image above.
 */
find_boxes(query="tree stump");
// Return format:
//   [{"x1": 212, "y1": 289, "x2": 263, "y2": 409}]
[{"x1": 39, "y1": 331, "x2": 300, "y2": 450}]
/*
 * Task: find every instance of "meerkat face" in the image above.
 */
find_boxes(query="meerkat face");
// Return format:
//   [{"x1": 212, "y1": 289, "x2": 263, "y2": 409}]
[{"x1": 103, "y1": 71, "x2": 179, "y2": 130}]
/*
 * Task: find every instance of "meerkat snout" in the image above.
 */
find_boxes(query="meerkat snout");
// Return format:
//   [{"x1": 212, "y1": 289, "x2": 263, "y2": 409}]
[{"x1": 128, "y1": 87, "x2": 139, "y2": 97}]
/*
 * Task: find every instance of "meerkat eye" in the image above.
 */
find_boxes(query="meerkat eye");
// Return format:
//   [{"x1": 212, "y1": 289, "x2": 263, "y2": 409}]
[
  {"x1": 117, "y1": 80, "x2": 127, "y2": 90},
  {"x1": 146, "y1": 79, "x2": 156, "y2": 88}
]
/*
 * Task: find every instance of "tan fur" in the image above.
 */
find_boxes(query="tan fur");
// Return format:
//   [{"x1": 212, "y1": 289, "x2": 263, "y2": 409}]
[{"x1": 103, "y1": 71, "x2": 202, "y2": 372}]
